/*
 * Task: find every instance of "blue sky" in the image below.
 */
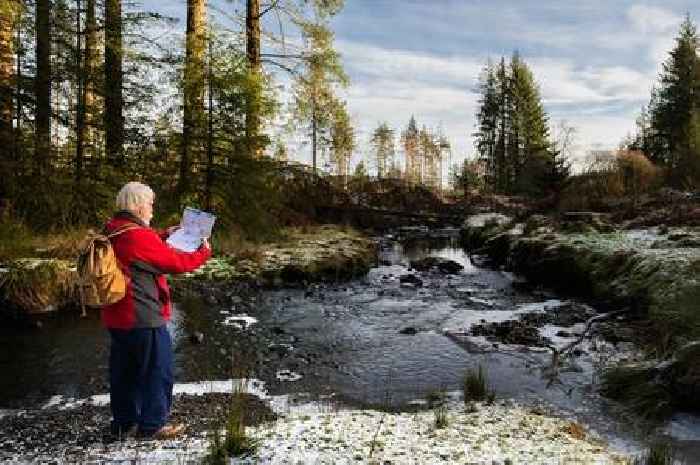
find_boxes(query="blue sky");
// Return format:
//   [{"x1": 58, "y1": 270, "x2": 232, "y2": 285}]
[{"x1": 141, "y1": 0, "x2": 700, "y2": 172}]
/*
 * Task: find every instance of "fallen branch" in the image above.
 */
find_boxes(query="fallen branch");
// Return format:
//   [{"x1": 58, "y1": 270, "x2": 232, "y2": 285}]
[{"x1": 544, "y1": 309, "x2": 630, "y2": 388}]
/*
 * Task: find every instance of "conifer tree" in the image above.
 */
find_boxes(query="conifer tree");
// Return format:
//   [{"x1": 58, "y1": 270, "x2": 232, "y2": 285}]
[
  {"x1": 474, "y1": 53, "x2": 562, "y2": 196},
  {"x1": 328, "y1": 99, "x2": 354, "y2": 185},
  {"x1": 371, "y1": 122, "x2": 395, "y2": 179},
  {"x1": 474, "y1": 61, "x2": 498, "y2": 190},
  {"x1": 647, "y1": 15, "x2": 700, "y2": 186},
  {"x1": 401, "y1": 115, "x2": 419, "y2": 184}
]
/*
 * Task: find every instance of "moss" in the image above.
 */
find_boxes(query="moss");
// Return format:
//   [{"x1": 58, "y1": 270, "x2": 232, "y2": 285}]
[
  {"x1": 0, "y1": 259, "x2": 78, "y2": 315},
  {"x1": 1, "y1": 225, "x2": 376, "y2": 317},
  {"x1": 176, "y1": 225, "x2": 376, "y2": 287}
]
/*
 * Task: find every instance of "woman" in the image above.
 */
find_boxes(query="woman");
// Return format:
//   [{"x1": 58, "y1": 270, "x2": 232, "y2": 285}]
[{"x1": 103, "y1": 181, "x2": 211, "y2": 439}]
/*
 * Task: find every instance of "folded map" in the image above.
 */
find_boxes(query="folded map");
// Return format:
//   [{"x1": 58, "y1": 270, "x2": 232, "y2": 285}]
[{"x1": 166, "y1": 207, "x2": 216, "y2": 253}]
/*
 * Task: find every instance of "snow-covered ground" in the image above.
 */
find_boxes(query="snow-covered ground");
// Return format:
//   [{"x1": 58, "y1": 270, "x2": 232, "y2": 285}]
[{"x1": 1, "y1": 379, "x2": 630, "y2": 465}]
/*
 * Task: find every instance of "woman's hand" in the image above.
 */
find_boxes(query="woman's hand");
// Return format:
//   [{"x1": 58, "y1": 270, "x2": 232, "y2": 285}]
[{"x1": 166, "y1": 225, "x2": 180, "y2": 236}]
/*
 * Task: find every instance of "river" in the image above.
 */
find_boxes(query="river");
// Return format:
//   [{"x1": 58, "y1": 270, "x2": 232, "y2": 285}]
[{"x1": 1, "y1": 227, "x2": 699, "y2": 462}]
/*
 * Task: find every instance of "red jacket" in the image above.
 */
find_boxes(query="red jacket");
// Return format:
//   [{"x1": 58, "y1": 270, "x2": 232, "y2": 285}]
[{"x1": 101, "y1": 211, "x2": 211, "y2": 329}]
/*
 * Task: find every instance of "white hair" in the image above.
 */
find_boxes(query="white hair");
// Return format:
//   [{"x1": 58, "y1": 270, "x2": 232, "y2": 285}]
[{"x1": 116, "y1": 182, "x2": 154, "y2": 212}]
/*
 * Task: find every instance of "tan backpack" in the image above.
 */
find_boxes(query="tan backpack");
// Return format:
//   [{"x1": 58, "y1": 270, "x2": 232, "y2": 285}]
[{"x1": 77, "y1": 224, "x2": 141, "y2": 314}]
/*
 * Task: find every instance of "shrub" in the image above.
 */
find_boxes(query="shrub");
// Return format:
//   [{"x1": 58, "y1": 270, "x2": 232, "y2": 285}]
[
  {"x1": 558, "y1": 150, "x2": 662, "y2": 211},
  {"x1": 616, "y1": 150, "x2": 663, "y2": 202}
]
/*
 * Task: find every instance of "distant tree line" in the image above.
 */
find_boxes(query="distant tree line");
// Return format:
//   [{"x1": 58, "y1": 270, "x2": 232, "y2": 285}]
[{"x1": 367, "y1": 116, "x2": 450, "y2": 191}]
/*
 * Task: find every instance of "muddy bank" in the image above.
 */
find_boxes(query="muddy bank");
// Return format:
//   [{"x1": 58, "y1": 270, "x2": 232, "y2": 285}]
[
  {"x1": 0, "y1": 225, "x2": 376, "y2": 319},
  {"x1": 460, "y1": 213, "x2": 700, "y2": 415}
]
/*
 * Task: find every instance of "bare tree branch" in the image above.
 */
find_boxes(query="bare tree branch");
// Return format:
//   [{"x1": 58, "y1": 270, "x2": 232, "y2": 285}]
[{"x1": 258, "y1": 0, "x2": 281, "y2": 19}]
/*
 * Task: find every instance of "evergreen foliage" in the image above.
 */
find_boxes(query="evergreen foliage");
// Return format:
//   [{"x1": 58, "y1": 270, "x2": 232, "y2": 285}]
[
  {"x1": 370, "y1": 122, "x2": 395, "y2": 179},
  {"x1": 473, "y1": 53, "x2": 566, "y2": 196},
  {"x1": 629, "y1": 15, "x2": 700, "y2": 188},
  {"x1": 0, "y1": 0, "x2": 348, "y2": 238}
]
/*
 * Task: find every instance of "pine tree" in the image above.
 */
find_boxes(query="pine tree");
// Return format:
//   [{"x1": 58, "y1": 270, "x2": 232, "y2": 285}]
[
  {"x1": 328, "y1": 99, "x2": 354, "y2": 186},
  {"x1": 474, "y1": 53, "x2": 561, "y2": 196},
  {"x1": 401, "y1": 115, "x2": 419, "y2": 184},
  {"x1": 474, "y1": 61, "x2": 498, "y2": 190},
  {"x1": 371, "y1": 122, "x2": 395, "y2": 179},
  {"x1": 291, "y1": 19, "x2": 348, "y2": 175},
  {"x1": 648, "y1": 15, "x2": 700, "y2": 186}
]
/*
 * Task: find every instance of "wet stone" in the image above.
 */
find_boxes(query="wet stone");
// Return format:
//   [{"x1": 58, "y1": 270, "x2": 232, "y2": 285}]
[
  {"x1": 399, "y1": 274, "x2": 423, "y2": 287},
  {"x1": 470, "y1": 320, "x2": 550, "y2": 347},
  {"x1": 409, "y1": 257, "x2": 464, "y2": 274}
]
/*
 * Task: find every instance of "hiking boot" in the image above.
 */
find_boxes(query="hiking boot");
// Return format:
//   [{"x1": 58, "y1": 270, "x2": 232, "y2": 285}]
[{"x1": 150, "y1": 423, "x2": 186, "y2": 440}]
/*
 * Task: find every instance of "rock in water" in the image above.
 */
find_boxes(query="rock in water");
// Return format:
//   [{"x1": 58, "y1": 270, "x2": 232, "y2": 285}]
[
  {"x1": 409, "y1": 257, "x2": 464, "y2": 274},
  {"x1": 399, "y1": 274, "x2": 423, "y2": 287}
]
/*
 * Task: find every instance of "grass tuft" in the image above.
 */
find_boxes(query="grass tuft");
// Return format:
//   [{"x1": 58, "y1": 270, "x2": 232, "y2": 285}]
[
  {"x1": 630, "y1": 442, "x2": 681, "y2": 465},
  {"x1": 601, "y1": 365, "x2": 673, "y2": 421},
  {"x1": 463, "y1": 364, "x2": 495, "y2": 404}
]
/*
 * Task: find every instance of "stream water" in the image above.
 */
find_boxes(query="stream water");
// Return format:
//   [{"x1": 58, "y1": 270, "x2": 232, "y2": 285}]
[{"x1": 1, "y1": 228, "x2": 700, "y2": 462}]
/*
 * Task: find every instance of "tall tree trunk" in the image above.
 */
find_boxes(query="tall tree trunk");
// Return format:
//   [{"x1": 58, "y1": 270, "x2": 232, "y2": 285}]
[
  {"x1": 75, "y1": 0, "x2": 84, "y2": 181},
  {"x1": 204, "y1": 31, "x2": 213, "y2": 211},
  {"x1": 179, "y1": 0, "x2": 206, "y2": 196},
  {"x1": 0, "y1": 0, "x2": 20, "y2": 195},
  {"x1": 35, "y1": 0, "x2": 51, "y2": 172},
  {"x1": 311, "y1": 99, "x2": 317, "y2": 175},
  {"x1": 245, "y1": 0, "x2": 261, "y2": 158},
  {"x1": 15, "y1": 9, "x2": 22, "y2": 164},
  {"x1": 82, "y1": 0, "x2": 97, "y2": 160},
  {"x1": 104, "y1": 0, "x2": 123, "y2": 166}
]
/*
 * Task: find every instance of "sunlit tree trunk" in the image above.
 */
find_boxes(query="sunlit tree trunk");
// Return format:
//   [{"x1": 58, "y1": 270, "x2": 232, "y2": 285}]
[
  {"x1": 35, "y1": 0, "x2": 51, "y2": 171},
  {"x1": 0, "y1": 0, "x2": 21, "y2": 195},
  {"x1": 75, "y1": 0, "x2": 85, "y2": 181},
  {"x1": 246, "y1": 0, "x2": 261, "y2": 158},
  {"x1": 179, "y1": 0, "x2": 206, "y2": 196},
  {"x1": 104, "y1": 0, "x2": 123, "y2": 166},
  {"x1": 82, "y1": 0, "x2": 98, "y2": 159}
]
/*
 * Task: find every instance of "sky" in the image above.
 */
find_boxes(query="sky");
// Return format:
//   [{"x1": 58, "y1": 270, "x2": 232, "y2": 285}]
[{"x1": 142, "y1": 0, "x2": 700, "y2": 174}]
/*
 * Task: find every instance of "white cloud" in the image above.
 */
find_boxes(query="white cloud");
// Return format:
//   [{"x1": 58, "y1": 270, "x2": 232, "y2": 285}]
[
  {"x1": 528, "y1": 58, "x2": 652, "y2": 105},
  {"x1": 626, "y1": 4, "x2": 683, "y2": 65},
  {"x1": 333, "y1": 41, "x2": 652, "y2": 167}
]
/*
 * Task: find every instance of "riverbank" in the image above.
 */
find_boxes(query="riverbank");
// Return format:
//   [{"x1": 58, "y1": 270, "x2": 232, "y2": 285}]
[
  {"x1": 0, "y1": 225, "x2": 377, "y2": 319},
  {"x1": 460, "y1": 212, "x2": 700, "y2": 417},
  {"x1": 0, "y1": 380, "x2": 628, "y2": 464}
]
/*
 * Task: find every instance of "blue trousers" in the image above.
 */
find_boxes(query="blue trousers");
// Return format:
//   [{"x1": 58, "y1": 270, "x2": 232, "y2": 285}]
[{"x1": 108, "y1": 326, "x2": 173, "y2": 435}]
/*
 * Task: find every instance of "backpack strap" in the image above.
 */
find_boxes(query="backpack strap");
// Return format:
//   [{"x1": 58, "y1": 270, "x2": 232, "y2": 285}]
[
  {"x1": 78, "y1": 223, "x2": 142, "y2": 317},
  {"x1": 106, "y1": 223, "x2": 142, "y2": 239}
]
